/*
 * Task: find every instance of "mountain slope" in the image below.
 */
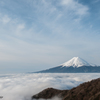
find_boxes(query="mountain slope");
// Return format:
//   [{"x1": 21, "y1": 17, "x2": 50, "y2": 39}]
[
  {"x1": 32, "y1": 78, "x2": 100, "y2": 100},
  {"x1": 37, "y1": 57, "x2": 100, "y2": 73}
]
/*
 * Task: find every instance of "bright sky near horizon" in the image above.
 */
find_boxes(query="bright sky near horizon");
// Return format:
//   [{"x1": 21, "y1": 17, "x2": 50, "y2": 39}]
[{"x1": 0, "y1": 0, "x2": 100, "y2": 73}]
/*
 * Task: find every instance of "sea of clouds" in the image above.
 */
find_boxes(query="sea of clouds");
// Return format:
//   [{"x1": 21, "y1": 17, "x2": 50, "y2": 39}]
[{"x1": 0, "y1": 73, "x2": 100, "y2": 100}]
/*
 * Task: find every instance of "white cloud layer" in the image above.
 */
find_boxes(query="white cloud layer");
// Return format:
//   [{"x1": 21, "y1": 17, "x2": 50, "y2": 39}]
[{"x1": 0, "y1": 73, "x2": 100, "y2": 100}]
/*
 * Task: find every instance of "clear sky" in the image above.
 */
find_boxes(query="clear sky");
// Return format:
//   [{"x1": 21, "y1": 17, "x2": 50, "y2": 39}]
[{"x1": 0, "y1": 0, "x2": 100, "y2": 73}]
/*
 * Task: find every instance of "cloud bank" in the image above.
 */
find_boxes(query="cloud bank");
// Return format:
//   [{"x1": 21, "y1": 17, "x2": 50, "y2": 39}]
[{"x1": 0, "y1": 73, "x2": 100, "y2": 100}]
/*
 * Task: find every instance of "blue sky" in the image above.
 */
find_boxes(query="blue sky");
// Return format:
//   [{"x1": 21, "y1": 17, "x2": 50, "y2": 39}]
[{"x1": 0, "y1": 0, "x2": 100, "y2": 73}]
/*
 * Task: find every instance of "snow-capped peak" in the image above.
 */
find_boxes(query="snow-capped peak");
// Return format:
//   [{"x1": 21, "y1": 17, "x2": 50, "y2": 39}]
[{"x1": 62, "y1": 57, "x2": 91, "y2": 68}]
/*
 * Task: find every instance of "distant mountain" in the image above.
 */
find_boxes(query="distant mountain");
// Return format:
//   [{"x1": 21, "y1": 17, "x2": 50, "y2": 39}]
[
  {"x1": 37, "y1": 57, "x2": 100, "y2": 73},
  {"x1": 32, "y1": 78, "x2": 100, "y2": 100}
]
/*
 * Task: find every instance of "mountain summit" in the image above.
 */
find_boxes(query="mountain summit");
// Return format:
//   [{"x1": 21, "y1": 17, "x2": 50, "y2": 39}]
[
  {"x1": 36, "y1": 57, "x2": 100, "y2": 73},
  {"x1": 62, "y1": 57, "x2": 91, "y2": 68}
]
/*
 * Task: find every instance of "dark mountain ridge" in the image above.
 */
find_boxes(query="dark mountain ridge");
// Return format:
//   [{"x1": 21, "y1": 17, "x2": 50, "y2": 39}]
[{"x1": 32, "y1": 78, "x2": 100, "y2": 100}]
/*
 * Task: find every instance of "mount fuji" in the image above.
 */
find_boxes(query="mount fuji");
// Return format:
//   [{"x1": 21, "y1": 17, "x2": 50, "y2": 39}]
[{"x1": 37, "y1": 57, "x2": 100, "y2": 73}]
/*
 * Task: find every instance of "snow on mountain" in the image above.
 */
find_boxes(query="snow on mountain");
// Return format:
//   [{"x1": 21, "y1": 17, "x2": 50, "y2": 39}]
[{"x1": 61, "y1": 57, "x2": 91, "y2": 68}]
